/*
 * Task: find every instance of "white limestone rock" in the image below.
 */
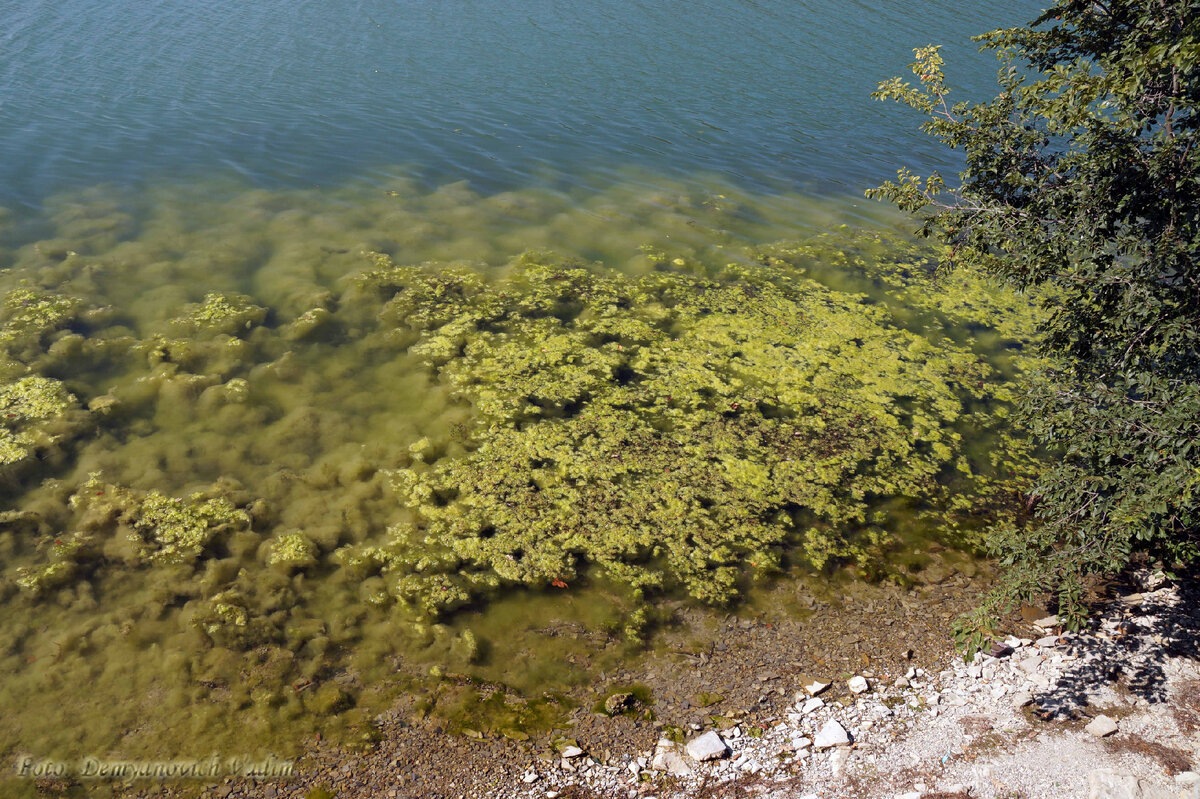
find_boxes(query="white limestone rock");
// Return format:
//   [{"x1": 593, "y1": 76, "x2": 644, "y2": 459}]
[
  {"x1": 814, "y1": 719, "x2": 851, "y2": 749},
  {"x1": 685, "y1": 731, "x2": 730, "y2": 762},
  {"x1": 1086, "y1": 714, "x2": 1120, "y2": 738}
]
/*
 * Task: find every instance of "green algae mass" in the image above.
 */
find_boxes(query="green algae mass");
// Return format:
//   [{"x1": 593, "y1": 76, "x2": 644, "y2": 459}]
[
  {"x1": 13, "y1": 475, "x2": 251, "y2": 595},
  {"x1": 0, "y1": 376, "x2": 77, "y2": 465},
  {"x1": 345, "y1": 252, "x2": 1032, "y2": 613},
  {"x1": 128, "y1": 489, "x2": 249, "y2": 564},
  {"x1": 171, "y1": 291, "x2": 268, "y2": 337},
  {"x1": 0, "y1": 175, "x2": 1043, "y2": 767},
  {"x1": 267, "y1": 531, "x2": 319, "y2": 569},
  {"x1": 0, "y1": 288, "x2": 94, "y2": 477}
]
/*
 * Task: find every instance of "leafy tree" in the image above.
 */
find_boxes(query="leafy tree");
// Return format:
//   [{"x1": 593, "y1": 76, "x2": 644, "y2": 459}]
[{"x1": 868, "y1": 0, "x2": 1200, "y2": 640}]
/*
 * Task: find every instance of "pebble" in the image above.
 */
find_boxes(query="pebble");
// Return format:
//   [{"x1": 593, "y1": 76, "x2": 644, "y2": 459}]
[
  {"x1": 1085, "y1": 714, "x2": 1120, "y2": 738},
  {"x1": 685, "y1": 731, "x2": 730, "y2": 762},
  {"x1": 814, "y1": 719, "x2": 851, "y2": 749},
  {"x1": 848, "y1": 675, "x2": 870, "y2": 694},
  {"x1": 804, "y1": 679, "x2": 831, "y2": 696},
  {"x1": 650, "y1": 740, "x2": 693, "y2": 776},
  {"x1": 560, "y1": 746, "x2": 584, "y2": 758},
  {"x1": 800, "y1": 697, "x2": 825, "y2": 715},
  {"x1": 989, "y1": 641, "x2": 1015, "y2": 658},
  {"x1": 1017, "y1": 655, "x2": 1043, "y2": 675}
]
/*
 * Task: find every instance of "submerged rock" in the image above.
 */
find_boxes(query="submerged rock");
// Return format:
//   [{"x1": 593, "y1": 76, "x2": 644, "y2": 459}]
[
  {"x1": 802, "y1": 679, "x2": 831, "y2": 697},
  {"x1": 604, "y1": 692, "x2": 635, "y2": 715}
]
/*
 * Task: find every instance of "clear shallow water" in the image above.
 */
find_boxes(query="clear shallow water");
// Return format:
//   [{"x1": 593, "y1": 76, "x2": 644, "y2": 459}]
[
  {"x1": 0, "y1": 173, "x2": 1041, "y2": 767},
  {"x1": 2, "y1": 0, "x2": 1041, "y2": 208},
  {"x1": 0, "y1": 0, "x2": 1046, "y2": 773}
]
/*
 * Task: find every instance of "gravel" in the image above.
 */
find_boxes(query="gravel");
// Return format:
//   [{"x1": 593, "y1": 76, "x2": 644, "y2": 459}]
[{"x1": 103, "y1": 569, "x2": 1199, "y2": 799}]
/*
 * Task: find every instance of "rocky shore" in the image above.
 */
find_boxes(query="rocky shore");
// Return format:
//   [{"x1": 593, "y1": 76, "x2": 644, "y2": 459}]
[
  {"x1": 503, "y1": 571, "x2": 1200, "y2": 799},
  {"x1": 32, "y1": 569, "x2": 1200, "y2": 799}
]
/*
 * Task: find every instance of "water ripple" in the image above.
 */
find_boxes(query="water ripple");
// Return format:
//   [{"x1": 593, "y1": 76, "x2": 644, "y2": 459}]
[{"x1": 1, "y1": 0, "x2": 1040, "y2": 209}]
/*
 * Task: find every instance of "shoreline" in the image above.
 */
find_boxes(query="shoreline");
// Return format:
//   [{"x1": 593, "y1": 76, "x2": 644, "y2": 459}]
[
  {"x1": 512, "y1": 571, "x2": 1200, "y2": 799},
  {"x1": 28, "y1": 567, "x2": 1200, "y2": 799}
]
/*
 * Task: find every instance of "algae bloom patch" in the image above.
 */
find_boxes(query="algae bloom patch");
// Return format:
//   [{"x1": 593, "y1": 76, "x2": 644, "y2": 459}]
[
  {"x1": 0, "y1": 177, "x2": 1041, "y2": 765},
  {"x1": 349, "y1": 252, "x2": 1033, "y2": 614}
]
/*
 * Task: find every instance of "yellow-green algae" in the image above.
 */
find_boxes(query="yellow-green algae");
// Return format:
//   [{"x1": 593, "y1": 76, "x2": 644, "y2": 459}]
[
  {"x1": 340, "y1": 252, "x2": 1035, "y2": 616},
  {"x1": 0, "y1": 376, "x2": 77, "y2": 466},
  {"x1": 0, "y1": 173, "x2": 1043, "y2": 774}
]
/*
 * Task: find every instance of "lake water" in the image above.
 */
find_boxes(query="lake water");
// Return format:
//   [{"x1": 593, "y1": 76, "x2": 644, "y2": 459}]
[
  {"x1": 3, "y1": 0, "x2": 1039, "y2": 209},
  {"x1": 0, "y1": 0, "x2": 1044, "y2": 771}
]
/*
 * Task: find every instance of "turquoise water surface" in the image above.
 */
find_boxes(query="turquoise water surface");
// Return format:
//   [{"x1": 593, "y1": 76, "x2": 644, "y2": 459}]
[{"x1": 2, "y1": 0, "x2": 1041, "y2": 208}]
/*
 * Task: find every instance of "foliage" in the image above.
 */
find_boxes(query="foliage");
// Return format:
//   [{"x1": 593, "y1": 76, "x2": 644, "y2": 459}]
[{"x1": 869, "y1": 0, "x2": 1200, "y2": 635}]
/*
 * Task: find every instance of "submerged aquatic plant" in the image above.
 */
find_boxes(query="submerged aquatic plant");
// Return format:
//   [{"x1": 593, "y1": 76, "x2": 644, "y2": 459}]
[
  {"x1": 337, "y1": 250, "x2": 1039, "y2": 615},
  {"x1": 0, "y1": 376, "x2": 78, "y2": 466},
  {"x1": 267, "y1": 532, "x2": 319, "y2": 569},
  {"x1": 0, "y1": 198, "x2": 1042, "y2": 762},
  {"x1": 13, "y1": 475, "x2": 253, "y2": 595},
  {"x1": 1, "y1": 233, "x2": 1041, "y2": 635},
  {"x1": 171, "y1": 292, "x2": 267, "y2": 337}
]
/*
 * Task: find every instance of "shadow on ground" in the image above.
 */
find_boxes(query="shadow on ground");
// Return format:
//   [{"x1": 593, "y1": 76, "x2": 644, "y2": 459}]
[{"x1": 1032, "y1": 566, "x2": 1200, "y2": 720}]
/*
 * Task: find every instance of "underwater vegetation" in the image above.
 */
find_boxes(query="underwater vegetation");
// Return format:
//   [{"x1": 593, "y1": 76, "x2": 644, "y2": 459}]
[
  {"x1": 350, "y1": 251, "x2": 1037, "y2": 618},
  {"x1": 0, "y1": 176, "x2": 1042, "y2": 763}
]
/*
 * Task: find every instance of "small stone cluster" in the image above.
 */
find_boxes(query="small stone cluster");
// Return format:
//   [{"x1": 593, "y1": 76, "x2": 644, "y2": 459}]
[{"x1": 508, "y1": 582, "x2": 1199, "y2": 799}]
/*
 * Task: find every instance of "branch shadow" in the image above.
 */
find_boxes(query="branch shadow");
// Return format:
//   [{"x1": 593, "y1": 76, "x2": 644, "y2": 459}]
[{"x1": 1030, "y1": 566, "x2": 1200, "y2": 720}]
